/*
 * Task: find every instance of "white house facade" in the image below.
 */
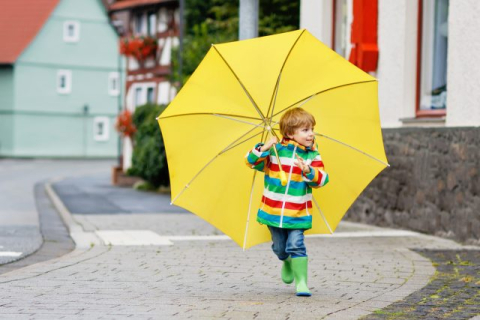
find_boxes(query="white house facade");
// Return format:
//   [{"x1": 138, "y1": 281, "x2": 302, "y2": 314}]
[
  {"x1": 300, "y1": 0, "x2": 480, "y2": 245},
  {"x1": 300, "y1": 0, "x2": 480, "y2": 128}
]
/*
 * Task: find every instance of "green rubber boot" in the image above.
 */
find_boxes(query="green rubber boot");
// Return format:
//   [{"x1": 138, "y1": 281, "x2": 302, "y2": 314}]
[
  {"x1": 291, "y1": 257, "x2": 311, "y2": 297},
  {"x1": 281, "y1": 257, "x2": 294, "y2": 284}
]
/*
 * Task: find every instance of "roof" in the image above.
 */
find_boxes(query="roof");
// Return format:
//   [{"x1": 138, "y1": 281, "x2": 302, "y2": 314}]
[
  {"x1": 0, "y1": 0, "x2": 60, "y2": 64},
  {"x1": 109, "y1": 0, "x2": 174, "y2": 12}
]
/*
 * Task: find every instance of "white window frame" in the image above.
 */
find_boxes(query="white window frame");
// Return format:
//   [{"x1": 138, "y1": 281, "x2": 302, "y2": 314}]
[
  {"x1": 129, "y1": 83, "x2": 156, "y2": 109},
  {"x1": 148, "y1": 11, "x2": 157, "y2": 36},
  {"x1": 57, "y1": 70, "x2": 72, "y2": 94},
  {"x1": 146, "y1": 86, "x2": 155, "y2": 103},
  {"x1": 108, "y1": 72, "x2": 120, "y2": 96},
  {"x1": 157, "y1": 81, "x2": 170, "y2": 105},
  {"x1": 158, "y1": 8, "x2": 168, "y2": 33},
  {"x1": 63, "y1": 21, "x2": 80, "y2": 42},
  {"x1": 333, "y1": 0, "x2": 353, "y2": 59},
  {"x1": 93, "y1": 117, "x2": 110, "y2": 141},
  {"x1": 134, "y1": 13, "x2": 147, "y2": 36},
  {"x1": 134, "y1": 86, "x2": 144, "y2": 107},
  {"x1": 419, "y1": 0, "x2": 449, "y2": 112}
]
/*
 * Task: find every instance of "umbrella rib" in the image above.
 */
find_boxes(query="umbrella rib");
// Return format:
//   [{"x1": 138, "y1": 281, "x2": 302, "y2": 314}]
[
  {"x1": 213, "y1": 114, "x2": 265, "y2": 129},
  {"x1": 267, "y1": 73, "x2": 281, "y2": 126},
  {"x1": 158, "y1": 112, "x2": 262, "y2": 122},
  {"x1": 243, "y1": 170, "x2": 258, "y2": 251},
  {"x1": 312, "y1": 196, "x2": 333, "y2": 234},
  {"x1": 221, "y1": 131, "x2": 264, "y2": 155},
  {"x1": 315, "y1": 132, "x2": 390, "y2": 167},
  {"x1": 271, "y1": 79, "x2": 378, "y2": 118},
  {"x1": 211, "y1": 45, "x2": 268, "y2": 125},
  {"x1": 170, "y1": 127, "x2": 263, "y2": 205},
  {"x1": 266, "y1": 29, "x2": 306, "y2": 122}
]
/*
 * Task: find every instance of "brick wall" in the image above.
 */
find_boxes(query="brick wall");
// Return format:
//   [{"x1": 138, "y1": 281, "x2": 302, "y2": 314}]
[{"x1": 345, "y1": 127, "x2": 480, "y2": 245}]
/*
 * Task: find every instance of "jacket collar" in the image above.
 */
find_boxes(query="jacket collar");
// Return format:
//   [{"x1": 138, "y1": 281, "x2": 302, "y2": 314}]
[{"x1": 280, "y1": 137, "x2": 316, "y2": 152}]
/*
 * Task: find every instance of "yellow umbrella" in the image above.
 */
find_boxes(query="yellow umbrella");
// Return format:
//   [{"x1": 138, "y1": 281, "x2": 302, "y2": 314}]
[{"x1": 157, "y1": 29, "x2": 389, "y2": 249}]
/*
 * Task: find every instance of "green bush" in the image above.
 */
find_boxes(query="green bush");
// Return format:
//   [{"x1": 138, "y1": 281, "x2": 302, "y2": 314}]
[{"x1": 127, "y1": 104, "x2": 169, "y2": 188}]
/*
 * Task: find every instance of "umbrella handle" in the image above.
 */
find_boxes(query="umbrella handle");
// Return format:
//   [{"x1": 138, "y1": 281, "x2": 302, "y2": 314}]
[{"x1": 272, "y1": 144, "x2": 288, "y2": 186}]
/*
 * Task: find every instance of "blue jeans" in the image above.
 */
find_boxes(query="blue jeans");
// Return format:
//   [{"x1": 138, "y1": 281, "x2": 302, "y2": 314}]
[{"x1": 268, "y1": 226, "x2": 307, "y2": 260}]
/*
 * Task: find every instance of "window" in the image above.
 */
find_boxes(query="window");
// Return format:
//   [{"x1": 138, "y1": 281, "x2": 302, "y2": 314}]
[
  {"x1": 130, "y1": 84, "x2": 157, "y2": 109},
  {"x1": 57, "y1": 70, "x2": 72, "y2": 94},
  {"x1": 158, "y1": 8, "x2": 168, "y2": 32},
  {"x1": 147, "y1": 87, "x2": 155, "y2": 103},
  {"x1": 148, "y1": 12, "x2": 157, "y2": 36},
  {"x1": 108, "y1": 72, "x2": 120, "y2": 96},
  {"x1": 134, "y1": 13, "x2": 145, "y2": 35},
  {"x1": 333, "y1": 0, "x2": 353, "y2": 58},
  {"x1": 417, "y1": 0, "x2": 449, "y2": 116},
  {"x1": 94, "y1": 117, "x2": 110, "y2": 141},
  {"x1": 63, "y1": 21, "x2": 80, "y2": 42},
  {"x1": 134, "y1": 87, "x2": 143, "y2": 107}
]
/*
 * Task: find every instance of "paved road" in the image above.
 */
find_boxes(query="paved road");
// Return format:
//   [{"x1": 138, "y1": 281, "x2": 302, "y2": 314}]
[
  {"x1": 0, "y1": 159, "x2": 114, "y2": 264},
  {"x1": 52, "y1": 174, "x2": 188, "y2": 214}
]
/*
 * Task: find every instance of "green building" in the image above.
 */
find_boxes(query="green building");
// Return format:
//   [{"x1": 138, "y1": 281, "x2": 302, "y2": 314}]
[{"x1": 0, "y1": 0, "x2": 124, "y2": 158}]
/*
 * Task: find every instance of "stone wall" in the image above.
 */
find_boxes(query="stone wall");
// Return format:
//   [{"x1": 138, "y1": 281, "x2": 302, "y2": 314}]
[{"x1": 345, "y1": 127, "x2": 480, "y2": 245}]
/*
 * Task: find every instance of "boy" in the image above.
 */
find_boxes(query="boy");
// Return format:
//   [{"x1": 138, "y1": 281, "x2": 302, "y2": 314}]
[{"x1": 245, "y1": 107, "x2": 329, "y2": 297}]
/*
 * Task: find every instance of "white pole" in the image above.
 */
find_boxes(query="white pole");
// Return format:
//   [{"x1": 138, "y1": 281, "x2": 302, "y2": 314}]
[{"x1": 239, "y1": 0, "x2": 259, "y2": 40}]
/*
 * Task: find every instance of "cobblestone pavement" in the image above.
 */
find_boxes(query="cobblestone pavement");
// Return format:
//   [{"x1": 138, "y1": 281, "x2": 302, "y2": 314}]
[
  {"x1": 0, "y1": 168, "x2": 478, "y2": 319},
  {"x1": 362, "y1": 250, "x2": 480, "y2": 320},
  {"x1": 0, "y1": 235, "x2": 449, "y2": 320},
  {"x1": 0, "y1": 210, "x2": 472, "y2": 319}
]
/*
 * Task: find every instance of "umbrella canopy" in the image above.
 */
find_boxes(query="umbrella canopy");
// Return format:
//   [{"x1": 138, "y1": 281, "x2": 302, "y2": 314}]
[{"x1": 158, "y1": 29, "x2": 389, "y2": 249}]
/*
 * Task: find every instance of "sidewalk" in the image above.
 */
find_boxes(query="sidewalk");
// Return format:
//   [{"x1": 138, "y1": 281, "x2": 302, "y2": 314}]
[
  {"x1": 0, "y1": 165, "x2": 479, "y2": 319},
  {"x1": 0, "y1": 159, "x2": 114, "y2": 266}
]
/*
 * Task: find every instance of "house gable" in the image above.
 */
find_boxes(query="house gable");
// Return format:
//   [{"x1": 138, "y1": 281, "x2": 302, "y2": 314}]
[
  {"x1": 18, "y1": 0, "x2": 119, "y2": 69},
  {"x1": 0, "y1": 0, "x2": 60, "y2": 64}
]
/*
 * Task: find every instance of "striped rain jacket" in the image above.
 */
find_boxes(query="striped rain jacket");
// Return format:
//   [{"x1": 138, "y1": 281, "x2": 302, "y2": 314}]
[{"x1": 245, "y1": 138, "x2": 329, "y2": 230}]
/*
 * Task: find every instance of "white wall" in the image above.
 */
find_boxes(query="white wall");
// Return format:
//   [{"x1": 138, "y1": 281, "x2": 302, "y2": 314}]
[
  {"x1": 377, "y1": 0, "x2": 418, "y2": 128},
  {"x1": 300, "y1": 0, "x2": 332, "y2": 47},
  {"x1": 299, "y1": 0, "x2": 480, "y2": 128},
  {"x1": 123, "y1": 82, "x2": 156, "y2": 169},
  {"x1": 446, "y1": 0, "x2": 480, "y2": 127}
]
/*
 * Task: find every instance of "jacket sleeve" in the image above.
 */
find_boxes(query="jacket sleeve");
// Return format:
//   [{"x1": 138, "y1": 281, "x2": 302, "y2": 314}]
[
  {"x1": 302, "y1": 151, "x2": 329, "y2": 188},
  {"x1": 245, "y1": 143, "x2": 270, "y2": 172}
]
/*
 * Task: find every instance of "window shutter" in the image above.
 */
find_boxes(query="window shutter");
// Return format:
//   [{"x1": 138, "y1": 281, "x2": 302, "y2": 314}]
[{"x1": 348, "y1": 0, "x2": 378, "y2": 72}]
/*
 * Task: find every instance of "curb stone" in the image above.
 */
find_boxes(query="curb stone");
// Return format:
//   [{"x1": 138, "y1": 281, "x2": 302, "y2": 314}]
[
  {"x1": 0, "y1": 183, "x2": 75, "y2": 275},
  {"x1": 361, "y1": 249, "x2": 480, "y2": 320}
]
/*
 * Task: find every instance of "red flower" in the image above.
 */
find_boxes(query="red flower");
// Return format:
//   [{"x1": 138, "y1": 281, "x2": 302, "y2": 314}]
[
  {"x1": 119, "y1": 36, "x2": 158, "y2": 61},
  {"x1": 115, "y1": 110, "x2": 136, "y2": 139}
]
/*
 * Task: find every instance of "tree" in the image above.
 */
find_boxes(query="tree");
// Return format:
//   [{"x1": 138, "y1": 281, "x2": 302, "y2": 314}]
[
  {"x1": 171, "y1": 0, "x2": 299, "y2": 86},
  {"x1": 259, "y1": 0, "x2": 299, "y2": 36}
]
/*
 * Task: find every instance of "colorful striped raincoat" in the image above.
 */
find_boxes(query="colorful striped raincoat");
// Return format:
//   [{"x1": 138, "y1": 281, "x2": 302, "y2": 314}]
[{"x1": 245, "y1": 138, "x2": 329, "y2": 230}]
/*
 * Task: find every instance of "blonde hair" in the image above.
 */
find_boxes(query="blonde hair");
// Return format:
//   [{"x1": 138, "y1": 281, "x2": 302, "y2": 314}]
[{"x1": 279, "y1": 108, "x2": 316, "y2": 138}]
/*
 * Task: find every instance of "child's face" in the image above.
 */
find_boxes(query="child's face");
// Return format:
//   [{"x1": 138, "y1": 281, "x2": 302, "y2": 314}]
[{"x1": 288, "y1": 125, "x2": 315, "y2": 147}]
